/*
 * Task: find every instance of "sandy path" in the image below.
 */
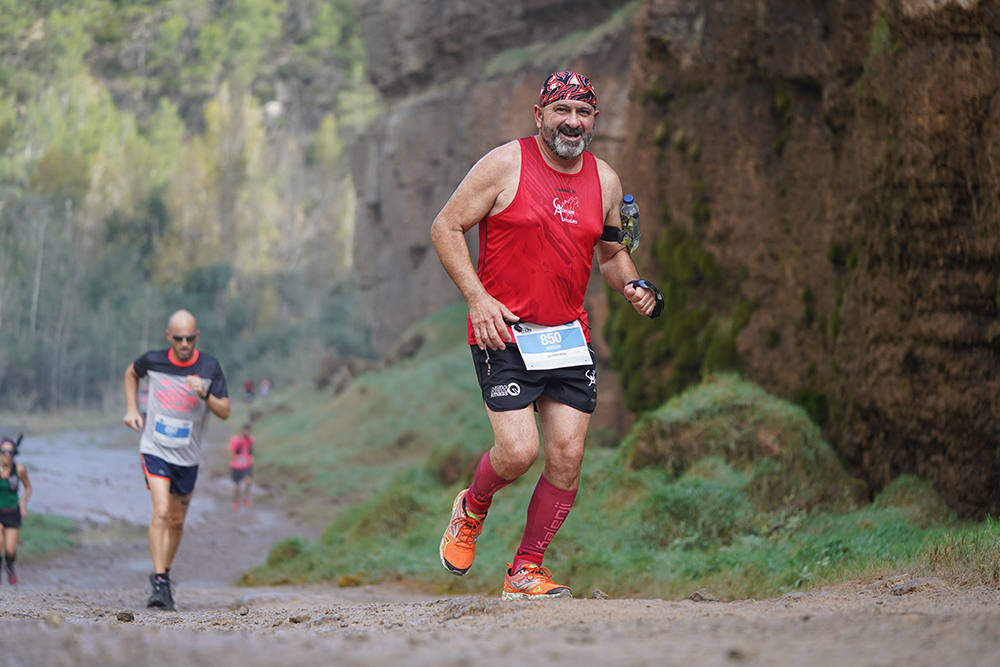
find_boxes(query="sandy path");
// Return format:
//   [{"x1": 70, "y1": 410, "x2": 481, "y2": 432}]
[{"x1": 2, "y1": 428, "x2": 998, "y2": 666}]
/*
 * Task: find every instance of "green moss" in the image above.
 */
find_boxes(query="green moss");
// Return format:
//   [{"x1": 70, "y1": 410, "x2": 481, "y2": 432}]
[
  {"x1": 622, "y1": 374, "x2": 855, "y2": 514},
  {"x1": 829, "y1": 285, "x2": 844, "y2": 341},
  {"x1": 799, "y1": 285, "x2": 816, "y2": 328},
  {"x1": 702, "y1": 322, "x2": 740, "y2": 373},
  {"x1": 671, "y1": 127, "x2": 688, "y2": 153},
  {"x1": 874, "y1": 475, "x2": 955, "y2": 527},
  {"x1": 690, "y1": 180, "x2": 710, "y2": 226},
  {"x1": 267, "y1": 537, "x2": 307, "y2": 566},
  {"x1": 869, "y1": 10, "x2": 892, "y2": 58},
  {"x1": 731, "y1": 297, "x2": 753, "y2": 331},
  {"x1": 640, "y1": 471, "x2": 755, "y2": 549},
  {"x1": 643, "y1": 78, "x2": 674, "y2": 107},
  {"x1": 771, "y1": 85, "x2": 794, "y2": 157},
  {"x1": 605, "y1": 217, "x2": 747, "y2": 412},
  {"x1": 827, "y1": 241, "x2": 849, "y2": 270},
  {"x1": 485, "y1": 2, "x2": 638, "y2": 76},
  {"x1": 826, "y1": 239, "x2": 855, "y2": 341},
  {"x1": 653, "y1": 119, "x2": 671, "y2": 148},
  {"x1": 793, "y1": 387, "x2": 829, "y2": 428}
]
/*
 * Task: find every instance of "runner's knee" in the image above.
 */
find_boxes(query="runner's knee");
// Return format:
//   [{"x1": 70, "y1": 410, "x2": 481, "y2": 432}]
[
  {"x1": 151, "y1": 506, "x2": 171, "y2": 524},
  {"x1": 492, "y1": 440, "x2": 539, "y2": 477},
  {"x1": 544, "y1": 440, "x2": 585, "y2": 482}
]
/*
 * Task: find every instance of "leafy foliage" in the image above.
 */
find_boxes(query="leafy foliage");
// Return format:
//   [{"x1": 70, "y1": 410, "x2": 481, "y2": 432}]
[{"x1": 0, "y1": 1, "x2": 378, "y2": 408}]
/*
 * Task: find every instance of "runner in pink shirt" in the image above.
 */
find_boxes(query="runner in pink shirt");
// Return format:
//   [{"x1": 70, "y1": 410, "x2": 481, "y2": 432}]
[{"x1": 229, "y1": 424, "x2": 254, "y2": 511}]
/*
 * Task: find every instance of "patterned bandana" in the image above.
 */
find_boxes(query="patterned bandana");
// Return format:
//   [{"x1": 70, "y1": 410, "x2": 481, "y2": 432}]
[{"x1": 537, "y1": 71, "x2": 598, "y2": 109}]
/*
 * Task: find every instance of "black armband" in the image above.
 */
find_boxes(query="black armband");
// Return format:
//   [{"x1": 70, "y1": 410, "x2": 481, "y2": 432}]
[
  {"x1": 601, "y1": 225, "x2": 623, "y2": 243},
  {"x1": 627, "y1": 279, "x2": 664, "y2": 319}
]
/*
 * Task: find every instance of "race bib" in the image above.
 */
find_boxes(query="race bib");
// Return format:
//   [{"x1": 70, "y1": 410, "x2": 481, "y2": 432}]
[
  {"x1": 512, "y1": 320, "x2": 592, "y2": 370},
  {"x1": 152, "y1": 415, "x2": 193, "y2": 448}
]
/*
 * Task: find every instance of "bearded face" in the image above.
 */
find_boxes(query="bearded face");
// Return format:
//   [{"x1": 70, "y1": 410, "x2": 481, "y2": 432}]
[
  {"x1": 541, "y1": 121, "x2": 593, "y2": 159},
  {"x1": 537, "y1": 101, "x2": 597, "y2": 160}
]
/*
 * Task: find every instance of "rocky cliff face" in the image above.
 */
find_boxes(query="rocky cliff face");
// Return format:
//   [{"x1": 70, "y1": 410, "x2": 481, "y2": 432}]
[
  {"x1": 352, "y1": 0, "x2": 1000, "y2": 514},
  {"x1": 623, "y1": 0, "x2": 1000, "y2": 515}
]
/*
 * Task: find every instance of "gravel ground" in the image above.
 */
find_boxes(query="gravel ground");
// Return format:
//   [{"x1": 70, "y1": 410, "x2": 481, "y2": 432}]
[{"x1": 3, "y1": 428, "x2": 998, "y2": 666}]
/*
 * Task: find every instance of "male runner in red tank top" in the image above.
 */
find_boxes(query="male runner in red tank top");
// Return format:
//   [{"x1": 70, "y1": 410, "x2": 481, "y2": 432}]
[{"x1": 431, "y1": 71, "x2": 659, "y2": 599}]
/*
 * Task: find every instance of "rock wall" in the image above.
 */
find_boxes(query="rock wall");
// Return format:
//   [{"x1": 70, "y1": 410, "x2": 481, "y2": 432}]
[{"x1": 623, "y1": 0, "x2": 1000, "y2": 515}]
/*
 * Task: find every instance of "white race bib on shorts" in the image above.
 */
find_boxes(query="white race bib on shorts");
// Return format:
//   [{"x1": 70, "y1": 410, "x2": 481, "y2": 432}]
[{"x1": 511, "y1": 320, "x2": 592, "y2": 370}]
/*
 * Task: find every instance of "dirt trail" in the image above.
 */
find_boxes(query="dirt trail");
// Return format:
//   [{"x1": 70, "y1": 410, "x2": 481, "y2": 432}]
[{"x1": 2, "y1": 427, "x2": 999, "y2": 666}]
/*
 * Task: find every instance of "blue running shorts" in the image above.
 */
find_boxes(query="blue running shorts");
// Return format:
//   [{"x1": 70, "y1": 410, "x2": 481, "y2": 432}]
[{"x1": 141, "y1": 453, "x2": 199, "y2": 496}]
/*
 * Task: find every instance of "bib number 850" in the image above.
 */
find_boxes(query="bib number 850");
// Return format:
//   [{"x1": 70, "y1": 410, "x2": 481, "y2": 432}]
[{"x1": 539, "y1": 332, "x2": 563, "y2": 346}]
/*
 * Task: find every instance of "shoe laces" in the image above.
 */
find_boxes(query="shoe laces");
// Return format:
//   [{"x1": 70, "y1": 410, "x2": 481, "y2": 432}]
[
  {"x1": 513, "y1": 563, "x2": 554, "y2": 582},
  {"x1": 450, "y1": 512, "x2": 483, "y2": 545}
]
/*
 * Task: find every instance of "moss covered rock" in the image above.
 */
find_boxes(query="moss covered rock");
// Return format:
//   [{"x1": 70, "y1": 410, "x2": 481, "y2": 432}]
[{"x1": 622, "y1": 374, "x2": 864, "y2": 514}]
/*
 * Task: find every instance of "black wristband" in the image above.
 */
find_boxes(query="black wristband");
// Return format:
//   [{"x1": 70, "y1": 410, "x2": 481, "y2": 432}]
[{"x1": 626, "y1": 279, "x2": 664, "y2": 319}]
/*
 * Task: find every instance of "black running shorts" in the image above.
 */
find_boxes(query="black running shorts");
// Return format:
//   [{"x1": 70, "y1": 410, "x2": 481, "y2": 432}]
[
  {"x1": 470, "y1": 344, "x2": 598, "y2": 414},
  {"x1": 0, "y1": 508, "x2": 21, "y2": 529}
]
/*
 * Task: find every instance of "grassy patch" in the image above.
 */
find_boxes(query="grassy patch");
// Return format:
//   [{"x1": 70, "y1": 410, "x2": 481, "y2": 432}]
[
  {"x1": 485, "y1": 3, "x2": 638, "y2": 76},
  {"x1": 243, "y1": 350, "x2": 996, "y2": 599},
  {"x1": 244, "y1": 302, "x2": 492, "y2": 530},
  {"x1": 912, "y1": 519, "x2": 1000, "y2": 587},
  {"x1": 18, "y1": 512, "x2": 79, "y2": 560}
]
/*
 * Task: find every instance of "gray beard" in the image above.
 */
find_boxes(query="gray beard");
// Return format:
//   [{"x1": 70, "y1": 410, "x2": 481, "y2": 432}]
[{"x1": 544, "y1": 126, "x2": 592, "y2": 159}]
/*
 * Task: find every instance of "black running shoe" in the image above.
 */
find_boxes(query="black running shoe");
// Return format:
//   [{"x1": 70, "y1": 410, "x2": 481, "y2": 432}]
[{"x1": 147, "y1": 574, "x2": 175, "y2": 611}]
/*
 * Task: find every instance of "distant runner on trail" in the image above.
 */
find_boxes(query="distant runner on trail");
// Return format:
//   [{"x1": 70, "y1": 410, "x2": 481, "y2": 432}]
[
  {"x1": 123, "y1": 309, "x2": 230, "y2": 611},
  {"x1": 431, "y1": 71, "x2": 660, "y2": 599},
  {"x1": 0, "y1": 434, "x2": 31, "y2": 584},
  {"x1": 229, "y1": 423, "x2": 254, "y2": 512}
]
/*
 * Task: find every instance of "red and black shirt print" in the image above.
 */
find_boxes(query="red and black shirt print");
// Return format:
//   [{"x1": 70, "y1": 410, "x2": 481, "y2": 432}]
[{"x1": 133, "y1": 348, "x2": 228, "y2": 467}]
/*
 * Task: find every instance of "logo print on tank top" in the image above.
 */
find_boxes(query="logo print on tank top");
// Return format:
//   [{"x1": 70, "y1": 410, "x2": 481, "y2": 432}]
[{"x1": 552, "y1": 195, "x2": 581, "y2": 224}]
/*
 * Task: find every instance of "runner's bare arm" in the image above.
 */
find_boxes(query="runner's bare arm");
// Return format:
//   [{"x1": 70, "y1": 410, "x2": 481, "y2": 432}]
[
  {"x1": 431, "y1": 142, "x2": 522, "y2": 350},
  {"x1": 205, "y1": 394, "x2": 231, "y2": 420},
  {"x1": 123, "y1": 363, "x2": 144, "y2": 432},
  {"x1": 185, "y1": 375, "x2": 231, "y2": 420},
  {"x1": 594, "y1": 159, "x2": 657, "y2": 317},
  {"x1": 199, "y1": 383, "x2": 231, "y2": 420},
  {"x1": 17, "y1": 463, "x2": 29, "y2": 516}
]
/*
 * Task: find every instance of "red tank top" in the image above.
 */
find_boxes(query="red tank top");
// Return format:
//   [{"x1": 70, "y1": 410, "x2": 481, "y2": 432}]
[{"x1": 467, "y1": 137, "x2": 604, "y2": 344}]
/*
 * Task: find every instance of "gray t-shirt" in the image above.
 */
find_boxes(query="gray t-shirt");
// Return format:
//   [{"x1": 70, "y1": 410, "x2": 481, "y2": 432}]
[{"x1": 133, "y1": 348, "x2": 228, "y2": 467}]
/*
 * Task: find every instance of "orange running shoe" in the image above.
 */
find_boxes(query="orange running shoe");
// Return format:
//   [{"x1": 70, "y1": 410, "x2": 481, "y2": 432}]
[
  {"x1": 439, "y1": 489, "x2": 484, "y2": 576},
  {"x1": 502, "y1": 562, "x2": 572, "y2": 600}
]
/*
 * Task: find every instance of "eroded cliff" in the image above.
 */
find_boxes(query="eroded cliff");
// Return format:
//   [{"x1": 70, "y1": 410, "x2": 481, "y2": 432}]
[{"x1": 622, "y1": 0, "x2": 1000, "y2": 514}]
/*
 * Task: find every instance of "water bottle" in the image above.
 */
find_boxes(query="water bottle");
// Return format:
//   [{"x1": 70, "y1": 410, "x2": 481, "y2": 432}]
[{"x1": 619, "y1": 194, "x2": 640, "y2": 253}]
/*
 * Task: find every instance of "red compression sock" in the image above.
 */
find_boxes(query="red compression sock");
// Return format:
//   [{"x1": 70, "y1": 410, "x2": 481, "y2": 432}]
[
  {"x1": 465, "y1": 451, "x2": 515, "y2": 517},
  {"x1": 511, "y1": 474, "x2": 577, "y2": 573}
]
